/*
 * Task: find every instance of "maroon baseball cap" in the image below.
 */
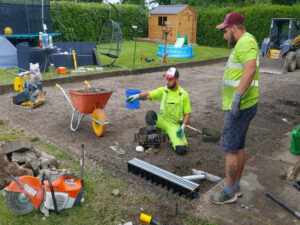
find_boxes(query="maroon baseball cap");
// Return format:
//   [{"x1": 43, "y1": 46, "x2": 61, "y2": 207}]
[{"x1": 216, "y1": 12, "x2": 244, "y2": 30}]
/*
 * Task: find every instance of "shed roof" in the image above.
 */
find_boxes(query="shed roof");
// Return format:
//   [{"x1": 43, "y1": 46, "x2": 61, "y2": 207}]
[{"x1": 149, "y1": 5, "x2": 188, "y2": 15}]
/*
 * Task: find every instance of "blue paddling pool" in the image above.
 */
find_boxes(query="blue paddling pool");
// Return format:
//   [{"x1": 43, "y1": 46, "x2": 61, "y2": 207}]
[{"x1": 157, "y1": 44, "x2": 194, "y2": 58}]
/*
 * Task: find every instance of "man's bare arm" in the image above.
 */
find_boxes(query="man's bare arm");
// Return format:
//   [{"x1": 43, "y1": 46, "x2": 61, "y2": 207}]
[
  {"x1": 138, "y1": 92, "x2": 151, "y2": 100},
  {"x1": 182, "y1": 113, "x2": 191, "y2": 125},
  {"x1": 236, "y1": 59, "x2": 256, "y2": 95}
]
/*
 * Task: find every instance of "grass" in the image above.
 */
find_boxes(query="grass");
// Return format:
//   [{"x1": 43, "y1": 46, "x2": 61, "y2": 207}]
[
  {"x1": 0, "y1": 41, "x2": 231, "y2": 85},
  {"x1": 0, "y1": 119, "x2": 218, "y2": 225}
]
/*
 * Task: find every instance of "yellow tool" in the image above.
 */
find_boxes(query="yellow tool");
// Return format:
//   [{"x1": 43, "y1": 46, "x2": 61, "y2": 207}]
[
  {"x1": 140, "y1": 213, "x2": 161, "y2": 225},
  {"x1": 72, "y1": 49, "x2": 77, "y2": 70}
]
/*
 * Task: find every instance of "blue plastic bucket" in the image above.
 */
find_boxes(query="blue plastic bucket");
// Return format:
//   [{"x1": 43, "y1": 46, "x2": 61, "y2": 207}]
[{"x1": 125, "y1": 89, "x2": 141, "y2": 109}]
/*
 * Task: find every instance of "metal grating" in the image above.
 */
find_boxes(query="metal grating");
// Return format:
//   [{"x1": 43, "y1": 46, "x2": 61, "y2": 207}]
[{"x1": 128, "y1": 158, "x2": 199, "y2": 199}]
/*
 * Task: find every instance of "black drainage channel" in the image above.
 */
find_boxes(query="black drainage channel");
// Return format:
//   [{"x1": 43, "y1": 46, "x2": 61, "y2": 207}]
[{"x1": 0, "y1": 57, "x2": 227, "y2": 94}]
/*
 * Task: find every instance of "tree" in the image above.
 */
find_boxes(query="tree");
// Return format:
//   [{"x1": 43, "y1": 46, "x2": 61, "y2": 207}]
[{"x1": 271, "y1": 0, "x2": 296, "y2": 4}]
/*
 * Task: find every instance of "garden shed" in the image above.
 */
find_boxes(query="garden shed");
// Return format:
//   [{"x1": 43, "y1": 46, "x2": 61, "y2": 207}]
[{"x1": 148, "y1": 5, "x2": 197, "y2": 44}]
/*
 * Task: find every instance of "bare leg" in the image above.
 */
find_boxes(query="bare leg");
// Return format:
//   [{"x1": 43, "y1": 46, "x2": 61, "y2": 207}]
[
  {"x1": 225, "y1": 151, "x2": 238, "y2": 186},
  {"x1": 236, "y1": 149, "x2": 245, "y2": 180}
]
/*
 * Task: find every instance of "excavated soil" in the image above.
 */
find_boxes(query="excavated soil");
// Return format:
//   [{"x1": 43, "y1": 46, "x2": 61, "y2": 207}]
[{"x1": 1, "y1": 64, "x2": 300, "y2": 221}]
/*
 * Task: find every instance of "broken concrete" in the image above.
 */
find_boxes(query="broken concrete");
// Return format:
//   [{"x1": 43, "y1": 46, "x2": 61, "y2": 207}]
[
  {"x1": 0, "y1": 139, "x2": 60, "y2": 189},
  {"x1": 0, "y1": 138, "x2": 32, "y2": 154},
  {"x1": 40, "y1": 152, "x2": 59, "y2": 169},
  {"x1": 12, "y1": 150, "x2": 37, "y2": 164}
]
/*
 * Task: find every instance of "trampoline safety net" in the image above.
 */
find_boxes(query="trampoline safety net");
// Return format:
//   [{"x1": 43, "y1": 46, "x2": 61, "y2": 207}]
[{"x1": 0, "y1": 0, "x2": 53, "y2": 35}]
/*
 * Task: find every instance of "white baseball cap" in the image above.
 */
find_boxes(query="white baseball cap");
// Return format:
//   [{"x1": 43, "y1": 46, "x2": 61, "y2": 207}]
[{"x1": 164, "y1": 67, "x2": 179, "y2": 78}]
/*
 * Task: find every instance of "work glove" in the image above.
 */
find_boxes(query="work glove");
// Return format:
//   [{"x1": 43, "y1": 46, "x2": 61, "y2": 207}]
[
  {"x1": 126, "y1": 94, "x2": 139, "y2": 104},
  {"x1": 231, "y1": 92, "x2": 242, "y2": 117},
  {"x1": 176, "y1": 124, "x2": 185, "y2": 138}
]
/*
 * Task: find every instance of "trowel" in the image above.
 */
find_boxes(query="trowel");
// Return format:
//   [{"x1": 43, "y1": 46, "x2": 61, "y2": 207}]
[
  {"x1": 110, "y1": 141, "x2": 125, "y2": 155},
  {"x1": 186, "y1": 125, "x2": 221, "y2": 142}
]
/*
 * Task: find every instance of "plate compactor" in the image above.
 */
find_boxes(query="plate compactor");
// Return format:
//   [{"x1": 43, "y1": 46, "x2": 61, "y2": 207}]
[
  {"x1": 5, "y1": 145, "x2": 85, "y2": 215},
  {"x1": 260, "y1": 18, "x2": 300, "y2": 74},
  {"x1": 4, "y1": 67, "x2": 45, "y2": 108}
]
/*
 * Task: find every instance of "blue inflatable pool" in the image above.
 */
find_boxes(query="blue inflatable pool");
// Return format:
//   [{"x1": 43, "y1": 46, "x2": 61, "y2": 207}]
[{"x1": 157, "y1": 44, "x2": 194, "y2": 58}]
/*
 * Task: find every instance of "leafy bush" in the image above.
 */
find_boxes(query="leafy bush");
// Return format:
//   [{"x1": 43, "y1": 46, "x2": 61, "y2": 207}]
[
  {"x1": 50, "y1": 2, "x2": 148, "y2": 42},
  {"x1": 194, "y1": 4, "x2": 300, "y2": 47}
]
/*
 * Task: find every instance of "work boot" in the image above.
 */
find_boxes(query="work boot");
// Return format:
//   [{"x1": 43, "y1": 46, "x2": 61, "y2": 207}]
[
  {"x1": 175, "y1": 145, "x2": 187, "y2": 155},
  {"x1": 210, "y1": 189, "x2": 237, "y2": 205},
  {"x1": 145, "y1": 111, "x2": 160, "y2": 148}
]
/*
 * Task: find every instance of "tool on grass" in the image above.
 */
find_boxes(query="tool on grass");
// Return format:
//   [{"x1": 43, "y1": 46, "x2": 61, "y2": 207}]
[
  {"x1": 5, "y1": 144, "x2": 85, "y2": 215},
  {"x1": 186, "y1": 125, "x2": 221, "y2": 142},
  {"x1": 72, "y1": 49, "x2": 77, "y2": 70},
  {"x1": 128, "y1": 158, "x2": 199, "y2": 199},
  {"x1": 266, "y1": 192, "x2": 300, "y2": 218},
  {"x1": 140, "y1": 213, "x2": 161, "y2": 225}
]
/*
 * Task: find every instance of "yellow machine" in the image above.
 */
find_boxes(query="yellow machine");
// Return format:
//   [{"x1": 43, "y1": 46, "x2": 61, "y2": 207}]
[
  {"x1": 5, "y1": 68, "x2": 45, "y2": 108},
  {"x1": 260, "y1": 18, "x2": 300, "y2": 74}
]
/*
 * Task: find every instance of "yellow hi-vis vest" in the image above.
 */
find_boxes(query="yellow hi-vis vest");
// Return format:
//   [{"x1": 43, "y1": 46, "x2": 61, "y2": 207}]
[
  {"x1": 222, "y1": 32, "x2": 259, "y2": 110},
  {"x1": 159, "y1": 86, "x2": 185, "y2": 123}
]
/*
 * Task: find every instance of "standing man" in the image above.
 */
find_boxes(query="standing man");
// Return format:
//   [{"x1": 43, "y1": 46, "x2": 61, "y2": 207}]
[
  {"x1": 127, "y1": 67, "x2": 191, "y2": 155},
  {"x1": 210, "y1": 12, "x2": 259, "y2": 204}
]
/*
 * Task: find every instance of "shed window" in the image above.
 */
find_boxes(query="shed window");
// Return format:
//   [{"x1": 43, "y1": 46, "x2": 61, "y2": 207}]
[{"x1": 158, "y1": 16, "x2": 167, "y2": 26}]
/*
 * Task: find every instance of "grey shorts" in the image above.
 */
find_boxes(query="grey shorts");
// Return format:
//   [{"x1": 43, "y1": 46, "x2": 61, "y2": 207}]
[{"x1": 220, "y1": 104, "x2": 257, "y2": 153}]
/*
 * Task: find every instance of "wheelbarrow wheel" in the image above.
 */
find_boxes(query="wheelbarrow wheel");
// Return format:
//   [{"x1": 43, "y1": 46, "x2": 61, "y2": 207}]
[{"x1": 92, "y1": 109, "x2": 107, "y2": 136}]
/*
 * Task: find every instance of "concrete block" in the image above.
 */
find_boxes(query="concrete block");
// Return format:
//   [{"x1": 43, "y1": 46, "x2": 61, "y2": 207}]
[{"x1": 0, "y1": 138, "x2": 32, "y2": 154}]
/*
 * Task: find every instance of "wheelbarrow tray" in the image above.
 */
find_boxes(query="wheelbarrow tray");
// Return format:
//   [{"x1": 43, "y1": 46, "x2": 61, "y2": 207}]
[{"x1": 67, "y1": 88, "x2": 113, "y2": 114}]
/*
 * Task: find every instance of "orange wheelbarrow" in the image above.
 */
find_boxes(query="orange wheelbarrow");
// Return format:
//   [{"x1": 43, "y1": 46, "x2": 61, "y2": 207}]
[{"x1": 56, "y1": 81, "x2": 113, "y2": 136}]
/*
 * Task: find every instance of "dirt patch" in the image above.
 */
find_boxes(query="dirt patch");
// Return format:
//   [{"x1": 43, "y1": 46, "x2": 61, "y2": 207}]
[{"x1": 0, "y1": 64, "x2": 300, "y2": 207}]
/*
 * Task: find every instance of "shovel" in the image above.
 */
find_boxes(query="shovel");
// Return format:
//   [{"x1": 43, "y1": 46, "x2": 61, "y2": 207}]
[{"x1": 186, "y1": 125, "x2": 221, "y2": 142}]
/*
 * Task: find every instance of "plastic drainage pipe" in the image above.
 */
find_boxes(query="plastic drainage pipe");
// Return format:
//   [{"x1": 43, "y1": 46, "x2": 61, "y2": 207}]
[
  {"x1": 266, "y1": 192, "x2": 300, "y2": 218},
  {"x1": 182, "y1": 174, "x2": 206, "y2": 181}
]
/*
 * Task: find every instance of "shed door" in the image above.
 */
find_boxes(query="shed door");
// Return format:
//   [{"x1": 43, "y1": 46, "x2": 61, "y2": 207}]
[{"x1": 181, "y1": 13, "x2": 195, "y2": 44}]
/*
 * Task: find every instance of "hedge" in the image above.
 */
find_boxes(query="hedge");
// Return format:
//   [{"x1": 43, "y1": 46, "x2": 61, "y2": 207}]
[
  {"x1": 194, "y1": 4, "x2": 300, "y2": 47},
  {"x1": 50, "y1": 2, "x2": 300, "y2": 47},
  {"x1": 50, "y1": 2, "x2": 148, "y2": 42}
]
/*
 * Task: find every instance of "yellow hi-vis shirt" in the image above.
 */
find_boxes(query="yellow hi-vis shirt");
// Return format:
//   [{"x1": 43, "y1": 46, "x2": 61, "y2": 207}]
[
  {"x1": 222, "y1": 32, "x2": 259, "y2": 110},
  {"x1": 150, "y1": 85, "x2": 191, "y2": 124}
]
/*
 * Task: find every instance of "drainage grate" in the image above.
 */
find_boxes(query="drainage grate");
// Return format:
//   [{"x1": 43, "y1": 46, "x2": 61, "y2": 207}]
[{"x1": 128, "y1": 158, "x2": 199, "y2": 199}]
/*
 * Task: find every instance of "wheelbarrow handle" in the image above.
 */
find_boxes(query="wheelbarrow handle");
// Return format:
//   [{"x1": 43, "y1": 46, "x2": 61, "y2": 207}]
[{"x1": 56, "y1": 83, "x2": 75, "y2": 110}]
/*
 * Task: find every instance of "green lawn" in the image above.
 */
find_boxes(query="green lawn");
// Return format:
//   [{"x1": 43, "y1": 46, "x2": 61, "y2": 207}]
[
  {"x1": 0, "y1": 41, "x2": 230, "y2": 85},
  {"x1": 0, "y1": 119, "x2": 218, "y2": 225}
]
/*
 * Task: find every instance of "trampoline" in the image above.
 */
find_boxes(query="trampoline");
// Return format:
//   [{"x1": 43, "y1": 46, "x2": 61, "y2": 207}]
[
  {"x1": 0, "y1": 0, "x2": 61, "y2": 45},
  {"x1": 157, "y1": 44, "x2": 194, "y2": 58}
]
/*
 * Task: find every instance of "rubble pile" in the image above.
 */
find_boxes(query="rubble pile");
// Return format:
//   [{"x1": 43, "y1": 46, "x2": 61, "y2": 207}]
[{"x1": 0, "y1": 138, "x2": 59, "y2": 190}]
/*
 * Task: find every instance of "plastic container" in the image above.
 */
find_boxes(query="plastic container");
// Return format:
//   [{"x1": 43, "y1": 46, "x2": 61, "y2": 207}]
[
  {"x1": 291, "y1": 126, "x2": 300, "y2": 155},
  {"x1": 49, "y1": 35, "x2": 53, "y2": 48},
  {"x1": 57, "y1": 67, "x2": 67, "y2": 74},
  {"x1": 39, "y1": 32, "x2": 43, "y2": 48},
  {"x1": 125, "y1": 89, "x2": 141, "y2": 109},
  {"x1": 42, "y1": 33, "x2": 46, "y2": 49}
]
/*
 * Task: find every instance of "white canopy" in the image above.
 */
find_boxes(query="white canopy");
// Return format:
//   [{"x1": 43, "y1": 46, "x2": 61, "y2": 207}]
[{"x1": 0, "y1": 36, "x2": 17, "y2": 68}]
